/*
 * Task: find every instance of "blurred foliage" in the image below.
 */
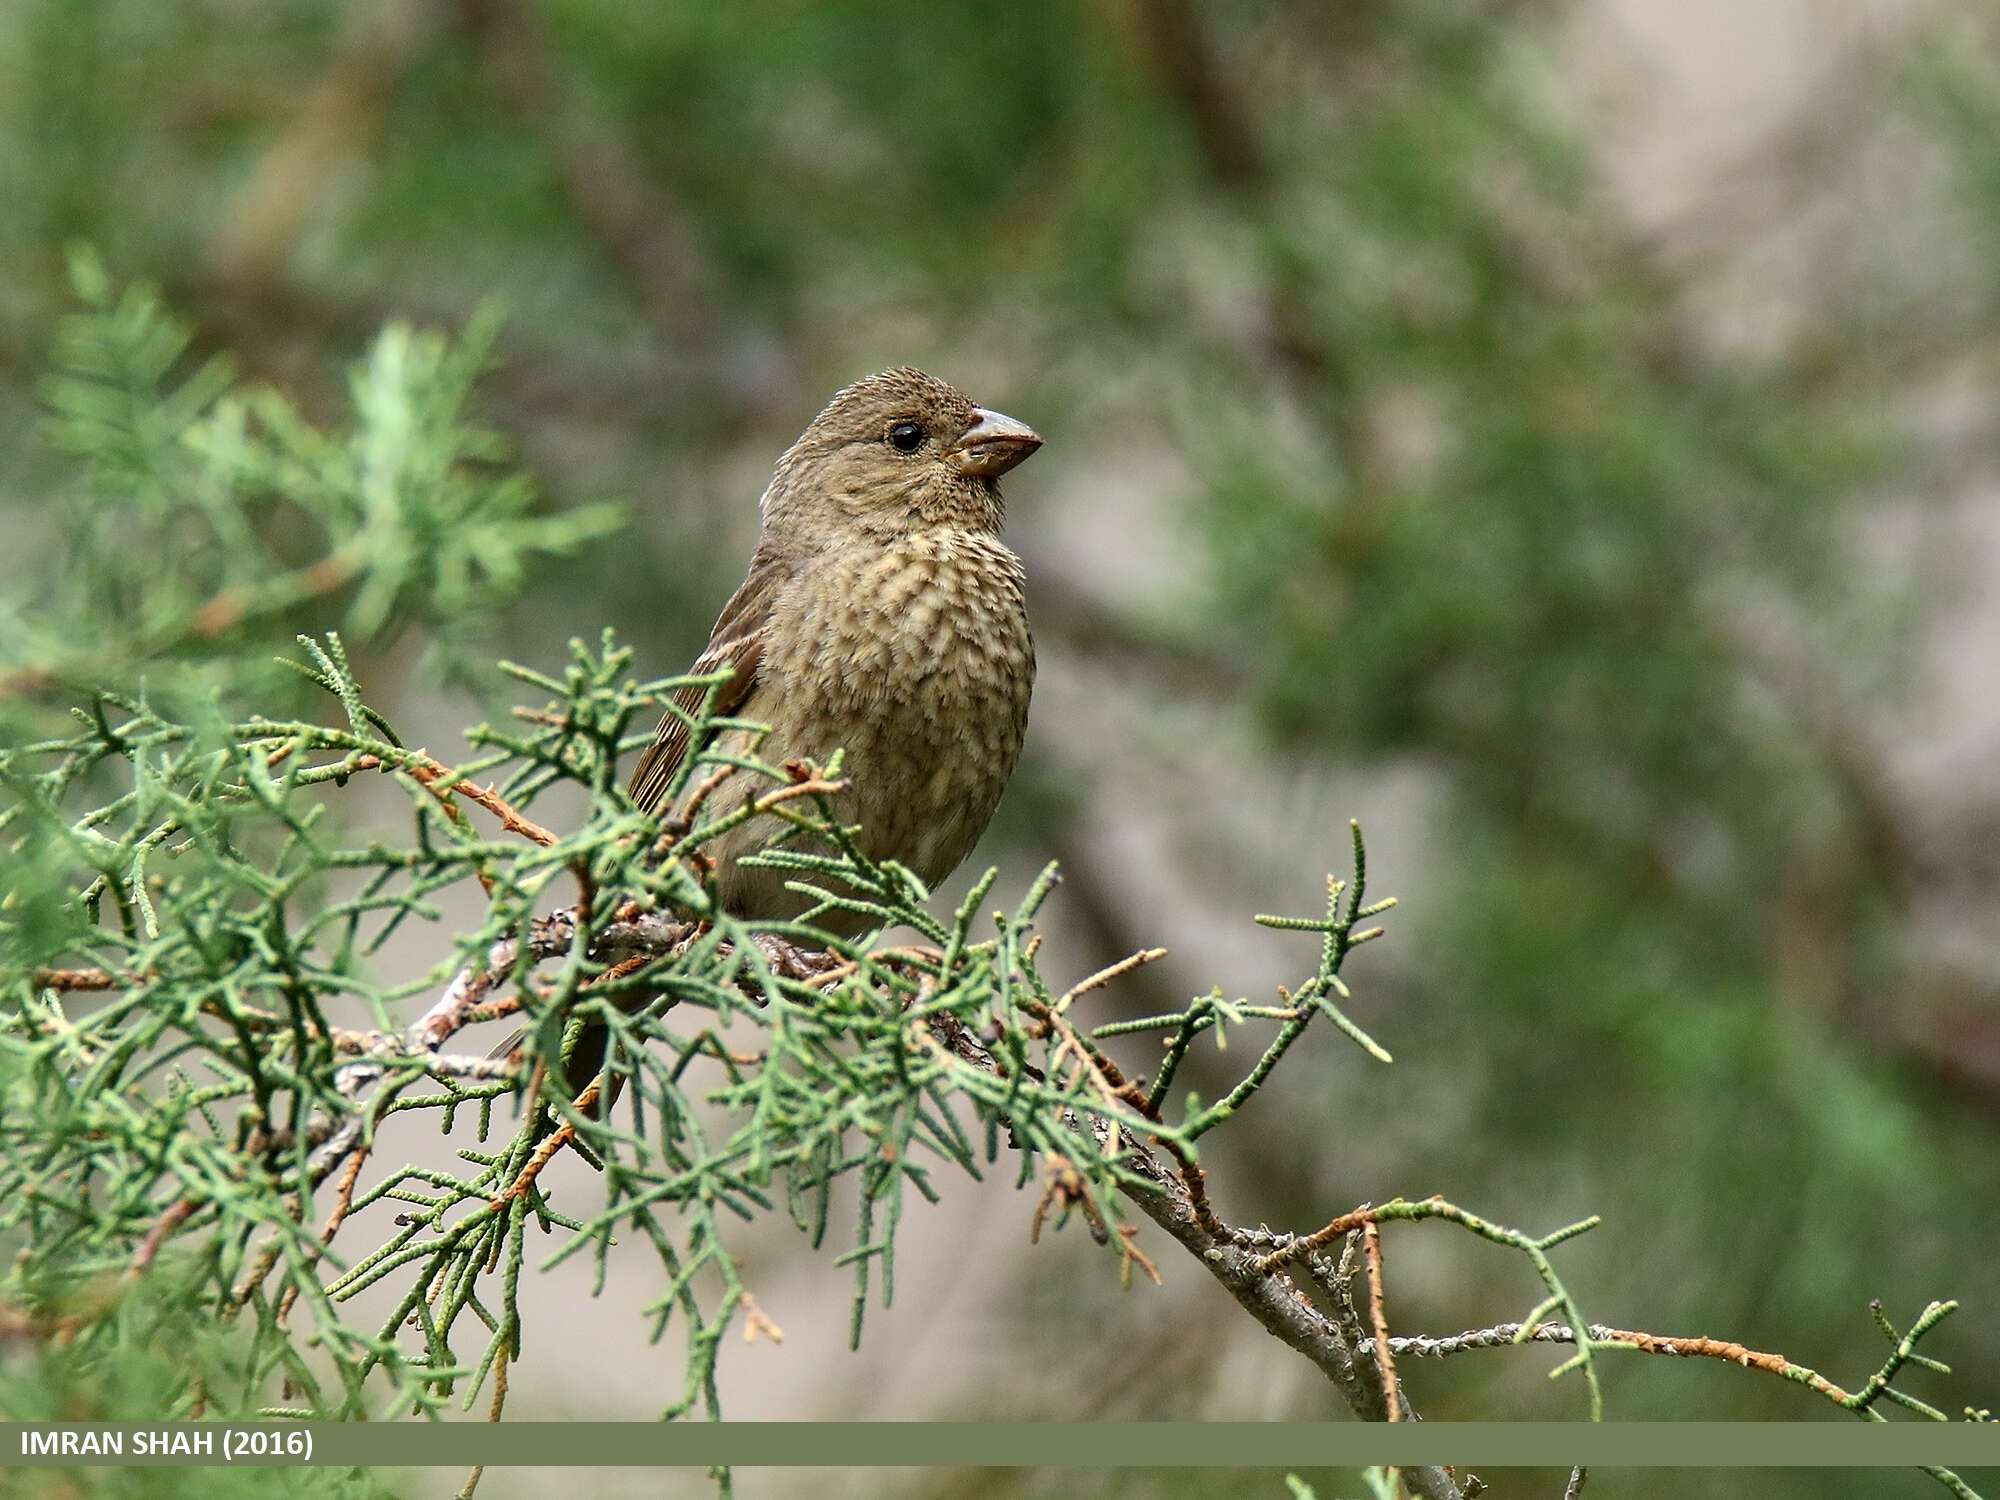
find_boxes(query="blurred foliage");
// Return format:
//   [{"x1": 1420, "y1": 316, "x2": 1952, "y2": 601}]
[
  {"x1": 12, "y1": 250, "x2": 621, "y2": 710},
  {"x1": 0, "y1": 1, "x2": 1997, "y2": 1496}
]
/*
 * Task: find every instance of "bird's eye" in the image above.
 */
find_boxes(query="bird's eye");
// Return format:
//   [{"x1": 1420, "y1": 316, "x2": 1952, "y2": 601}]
[{"x1": 888, "y1": 421, "x2": 927, "y2": 452}]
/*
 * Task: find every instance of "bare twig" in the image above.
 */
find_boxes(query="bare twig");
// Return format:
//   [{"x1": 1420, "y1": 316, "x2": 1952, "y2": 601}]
[
  {"x1": 1031, "y1": 1150, "x2": 1109, "y2": 1247},
  {"x1": 1364, "y1": 1220, "x2": 1402, "y2": 1422},
  {"x1": 30, "y1": 967, "x2": 134, "y2": 991},
  {"x1": 127, "y1": 1198, "x2": 198, "y2": 1279},
  {"x1": 409, "y1": 906, "x2": 695, "y2": 1053},
  {"x1": 1054, "y1": 946, "x2": 1169, "y2": 1012},
  {"x1": 348, "y1": 751, "x2": 559, "y2": 847},
  {"x1": 739, "y1": 1293, "x2": 783, "y2": 1345},
  {"x1": 1366, "y1": 1307, "x2": 1965, "y2": 1414}
]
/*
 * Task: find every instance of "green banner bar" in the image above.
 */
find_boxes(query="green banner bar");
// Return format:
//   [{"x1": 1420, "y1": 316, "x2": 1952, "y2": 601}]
[{"x1": 1, "y1": 1423, "x2": 1996, "y2": 1470}]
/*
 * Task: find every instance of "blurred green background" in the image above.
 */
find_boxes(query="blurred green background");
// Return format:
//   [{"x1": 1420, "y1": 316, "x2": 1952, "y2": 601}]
[{"x1": 3, "y1": 1, "x2": 1997, "y2": 1497}]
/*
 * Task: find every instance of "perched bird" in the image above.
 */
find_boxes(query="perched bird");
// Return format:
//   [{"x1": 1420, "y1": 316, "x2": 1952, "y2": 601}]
[
  {"x1": 512, "y1": 367, "x2": 1041, "y2": 1101},
  {"x1": 627, "y1": 365, "x2": 1041, "y2": 932}
]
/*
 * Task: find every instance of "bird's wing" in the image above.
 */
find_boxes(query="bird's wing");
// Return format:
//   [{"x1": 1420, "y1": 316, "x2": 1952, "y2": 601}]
[{"x1": 627, "y1": 548, "x2": 786, "y2": 815}]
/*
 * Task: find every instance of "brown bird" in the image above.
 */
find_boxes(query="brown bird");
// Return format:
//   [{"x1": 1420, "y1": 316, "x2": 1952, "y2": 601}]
[
  {"x1": 511, "y1": 367, "x2": 1041, "y2": 1101},
  {"x1": 626, "y1": 365, "x2": 1041, "y2": 932}
]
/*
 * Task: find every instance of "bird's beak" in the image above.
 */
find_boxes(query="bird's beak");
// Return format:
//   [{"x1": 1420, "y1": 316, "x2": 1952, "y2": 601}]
[{"x1": 948, "y1": 407, "x2": 1042, "y2": 476}]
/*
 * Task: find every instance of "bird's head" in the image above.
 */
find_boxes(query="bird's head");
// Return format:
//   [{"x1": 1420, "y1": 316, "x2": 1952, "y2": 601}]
[{"x1": 761, "y1": 367, "x2": 1041, "y2": 546}]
